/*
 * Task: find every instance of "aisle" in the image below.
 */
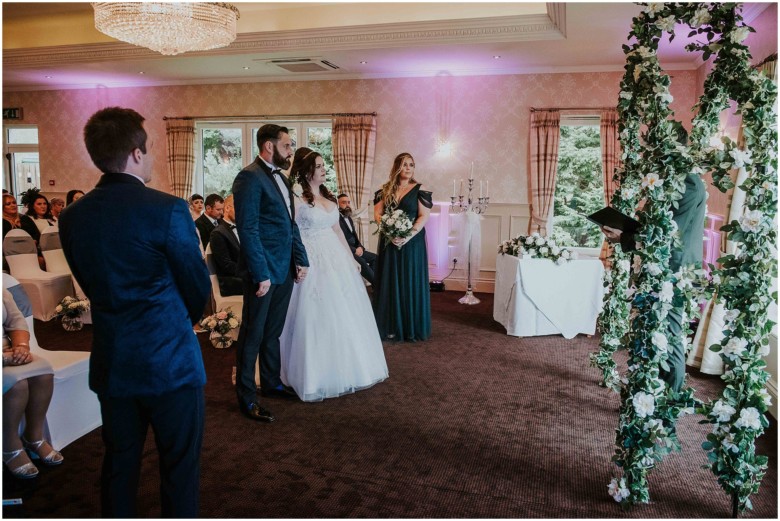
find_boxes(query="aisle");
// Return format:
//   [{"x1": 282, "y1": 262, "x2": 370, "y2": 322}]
[{"x1": 5, "y1": 291, "x2": 778, "y2": 518}]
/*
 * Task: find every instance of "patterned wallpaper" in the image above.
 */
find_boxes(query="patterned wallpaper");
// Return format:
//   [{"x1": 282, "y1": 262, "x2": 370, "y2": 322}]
[{"x1": 3, "y1": 70, "x2": 698, "y2": 205}]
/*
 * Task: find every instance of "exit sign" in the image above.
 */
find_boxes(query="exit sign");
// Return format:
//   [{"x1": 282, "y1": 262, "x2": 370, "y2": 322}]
[{"x1": 3, "y1": 108, "x2": 23, "y2": 120}]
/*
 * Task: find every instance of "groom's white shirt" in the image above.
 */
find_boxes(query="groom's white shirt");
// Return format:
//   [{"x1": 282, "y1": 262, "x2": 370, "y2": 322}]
[{"x1": 260, "y1": 156, "x2": 291, "y2": 217}]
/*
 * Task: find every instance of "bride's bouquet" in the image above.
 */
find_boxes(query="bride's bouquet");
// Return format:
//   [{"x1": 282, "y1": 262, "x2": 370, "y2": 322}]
[{"x1": 376, "y1": 208, "x2": 414, "y2": 249}]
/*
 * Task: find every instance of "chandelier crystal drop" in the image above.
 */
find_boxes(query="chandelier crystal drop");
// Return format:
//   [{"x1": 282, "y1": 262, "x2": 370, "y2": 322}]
[{"x1": 92, "y1": 2, "x2": 240, "y2": 56}]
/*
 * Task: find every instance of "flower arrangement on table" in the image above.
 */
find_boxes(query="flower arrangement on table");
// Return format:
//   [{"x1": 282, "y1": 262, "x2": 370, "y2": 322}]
[
  {"x1": 55, "y1": 296, "x2": 90, "y2": 331},
  {"x1": 375, "y1": 208, "x2": 414, "y2": 249},
  {"x1": 200, "y1": 308, "x2": 240, "y2": 349},
  {"x1": 497, "y1": 233, "x2": 578, "y2": 265}
]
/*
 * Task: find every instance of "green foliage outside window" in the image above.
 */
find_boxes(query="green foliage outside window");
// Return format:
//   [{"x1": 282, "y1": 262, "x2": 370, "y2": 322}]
[
  {"x1": 307, "y1": 127, "x2": 338, "y2": 195},
  {"x1": 552, "y1": 125, "x2": 604, "y2": 248},
  {"x1": 202, "y1": 128, "x2": 242, "y2": 198}
]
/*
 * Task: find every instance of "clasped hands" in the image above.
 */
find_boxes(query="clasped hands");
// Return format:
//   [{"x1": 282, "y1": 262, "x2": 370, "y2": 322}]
[
  {"x1": 391, "y1": 231, "x2": 416, "y2": 248},
  {"x1": 2, "y1": 345, "x2": 32, "y2": 366}
]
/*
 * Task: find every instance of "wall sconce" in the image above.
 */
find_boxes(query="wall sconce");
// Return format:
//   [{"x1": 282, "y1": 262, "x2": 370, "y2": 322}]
[{"x1": 436, "y1": 138, "x2": 453, "y2": 157}]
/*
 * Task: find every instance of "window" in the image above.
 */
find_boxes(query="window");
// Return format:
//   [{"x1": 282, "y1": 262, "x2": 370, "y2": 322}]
[
  {"x1": 3, "y1": 125, "x2": 40, "y2": 197},
  {"x1": 551, "y1": 117, "x2": 604, "y2": 249},
  {"x1": 195, "y1": 120, "x2": 334, "y2": 198}
]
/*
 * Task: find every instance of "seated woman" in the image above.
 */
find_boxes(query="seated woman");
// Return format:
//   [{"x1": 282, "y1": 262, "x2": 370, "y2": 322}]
[
  {"x1": 24, "y1": 192, "x2": 55, "y2": 233},
  {"x1": 2, "y1": 289, "x2": 63, "y2": 479},
  {"x1": 2, "y1": 193, "x2": 45, "y2": 270},
  {"x1": 66, "y1": 189, "x2": 85, "y2": 206}
]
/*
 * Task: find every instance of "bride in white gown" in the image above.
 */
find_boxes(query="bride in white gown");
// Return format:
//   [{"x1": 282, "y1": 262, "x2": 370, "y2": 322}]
[{"x1": 280, "y1": 148, "x2": 388, "y2": 402}]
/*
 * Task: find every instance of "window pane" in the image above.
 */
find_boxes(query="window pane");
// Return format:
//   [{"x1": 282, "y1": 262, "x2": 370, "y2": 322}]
[
  {"x1": 251, "y1": 127, "x2": 298, "y2": 160},
  {"x1": 7, "y1": 128, "x2": 38, "y2": 144},
  {"x1": 306, "y1": 126, "x2": 337, "y2": 194},
  {"x1": 202, "y1": 128, "x2": 242, "y2": 198},
  {"x1": 552, "y1": 125, "x2": 604, "y2": 248},
  {"x1": 12, "y1": 152, "x2": 40, "y2": 194}
]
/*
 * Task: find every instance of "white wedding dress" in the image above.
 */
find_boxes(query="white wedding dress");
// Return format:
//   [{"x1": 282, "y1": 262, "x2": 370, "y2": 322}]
[{"x1": 280, "y1": 201, "x2": 388, "y2": 402}]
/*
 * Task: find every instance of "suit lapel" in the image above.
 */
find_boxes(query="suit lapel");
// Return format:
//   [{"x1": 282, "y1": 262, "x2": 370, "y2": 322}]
[{"x1": 257, "y1": 158, "x2": 293, "y2": 221}]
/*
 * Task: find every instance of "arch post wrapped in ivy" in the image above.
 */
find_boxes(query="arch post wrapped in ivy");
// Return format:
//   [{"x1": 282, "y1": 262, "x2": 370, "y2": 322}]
[{"x1": 594, "y1": 3, "x2": 777, "y2": 513}]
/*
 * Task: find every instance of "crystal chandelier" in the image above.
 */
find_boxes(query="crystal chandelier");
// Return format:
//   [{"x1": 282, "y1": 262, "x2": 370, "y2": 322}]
[{"x1": 92, "y1": 2, "x2": 240, "y2": 56}]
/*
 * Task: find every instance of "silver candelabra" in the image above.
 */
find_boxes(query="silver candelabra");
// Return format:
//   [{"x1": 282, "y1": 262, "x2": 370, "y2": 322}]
[{"x1": 450, "y1": 178, "x2": 489, "y2": 305}]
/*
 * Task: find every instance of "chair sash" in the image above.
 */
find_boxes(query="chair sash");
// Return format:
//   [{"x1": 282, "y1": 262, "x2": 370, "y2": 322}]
[
  {"x1": 39, "y1": 229, "x2": 62, "y2": 251},
  {"x1": 3, "y1": 230, "x2": 37, "y2": 255}
]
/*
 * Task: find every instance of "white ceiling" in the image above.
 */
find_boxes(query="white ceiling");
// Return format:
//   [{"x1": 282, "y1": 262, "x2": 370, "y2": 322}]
[{"x1": 2, "y1": 2, "x2": 773, "y2": 91}]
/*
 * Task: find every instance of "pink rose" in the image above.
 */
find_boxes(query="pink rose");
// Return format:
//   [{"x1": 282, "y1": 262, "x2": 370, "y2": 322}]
[{"x1": 216, "y1": 311, "x2": 228, "y2": 320}]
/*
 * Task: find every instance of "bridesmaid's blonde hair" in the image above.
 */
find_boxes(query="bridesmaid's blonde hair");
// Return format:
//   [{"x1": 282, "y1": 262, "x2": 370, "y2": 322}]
[{"x1": 380, "y1": 152, "x2": 417, "y2": 207}]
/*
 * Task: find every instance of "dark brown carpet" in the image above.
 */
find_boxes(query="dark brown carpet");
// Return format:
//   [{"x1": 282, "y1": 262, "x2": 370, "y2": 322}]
[{"x1": 3, "y1": 291, "x2": 777, "y2": 518}]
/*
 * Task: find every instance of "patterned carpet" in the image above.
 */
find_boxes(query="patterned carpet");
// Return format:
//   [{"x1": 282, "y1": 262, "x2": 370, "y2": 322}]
[{"x1": 3, "y1": 291, "x2": 777, "y2": 518}]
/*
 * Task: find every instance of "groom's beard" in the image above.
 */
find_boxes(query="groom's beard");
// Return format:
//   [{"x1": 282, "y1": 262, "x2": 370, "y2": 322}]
[
  {"x1": 339, "y1": 207, "x2": 352, "y2": 218},
  {"x1": 272, "y1": 144, "x2": 292, "y2": 170}
]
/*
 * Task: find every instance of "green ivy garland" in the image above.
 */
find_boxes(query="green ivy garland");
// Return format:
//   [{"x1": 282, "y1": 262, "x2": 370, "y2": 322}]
[{"x1": 595, "y1": 2, "x2": 777, "y2": 512}]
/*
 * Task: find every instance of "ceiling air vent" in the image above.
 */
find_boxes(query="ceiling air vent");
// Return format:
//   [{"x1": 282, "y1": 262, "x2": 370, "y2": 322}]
[{"x1": 265, "y1": 58, "x2": 340, "y2": 73}]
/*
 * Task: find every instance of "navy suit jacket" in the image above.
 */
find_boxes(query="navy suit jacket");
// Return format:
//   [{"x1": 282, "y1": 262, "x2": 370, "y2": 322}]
[
  {"x1": 59, "y1": 173, "x2": 211, "y2": 398},
  {"x1": 232, "y1": 158, "x2": 308, "y2": 285}
]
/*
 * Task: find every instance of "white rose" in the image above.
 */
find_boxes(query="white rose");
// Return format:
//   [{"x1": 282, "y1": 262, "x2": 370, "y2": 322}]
[
  {"x1": 658, "y1": 281, "x2": 674, "y2": 303},
  {"x1": 208, "y1": 319, "x2": 218, "y2": 329},
  {"x1": 722, "y1": 337, "x2": 748, "y2": 361},
  {"x1": 652, "y1": 331, "x2": 669, "y2": 353},
  {"x1": 758, "y1": 388, "x2": 773, "y2": 407},
  {"x1": 655, "y1": 15, "x2": 676, "y2": 33},
  {"x1": 569, "y1": 251, "x2": 578, "y2": 260},
  {"x1": 525, "y1": 236, "x2": 534, "y2": 245},
  {"x1": 535, "y1": 237, "x2": 545, "y2": 246},
  {"x1": 228, "y1": 318, "x2": 239, "y2": 329},
  {"x1": 641, "y1": 173, "x2": 664, "y2": 190},
  {"x1": 619, "y1": 91, "x2": 633, "y2": 100},
  {"x1": 759, "y1": 344, "x2": 770, "y2": 357},
  {"x1": 539, "y1": 246, "x2": 549, "y2": 255},
  {"x1": 561, "y1": 250, "x2": 570, "y2": 260},
  {"x1": 291, "y1": 183, "x2": 303, "y2": 197},
  {"x1": 644, "y1": 3, "x2": 663, "y2": 17},
  {"x1": 724, "y1": 309, "x2": 740, "y2": 323},
  {"x1": 730, "y1": 148, "x2": 752, "y2": 168},
  {"x1": 608, "y1": 477, "x2": 630, "y2": 502},
  {"x1": 739, "y1": 209, "x2": 762, "y2": 233},
  {"x1": 555, "y1": 257, "x2": 566, "y2": 266},
  {"x1": 617, "y1": 259, "x2": 630, "y2": 272},
  {"x1": 690, "y1": 7, "x2": 711, "y2": 27},
  {"x1": 645, "y1": 263, "x2": 662, "y2": 276},
  {"x1": 550, "y1": 246, "x2": 560, "y2": 256},
  {"x1": 386, "y1": 218, "x2": 396, "y2": 226},
  {"x1": 711, "y1": 400, "x2": 737, "y2": 423},
  {"x1": 722, "y1": 433, "x2": 740, "y2": 453},
  {"x1": 734, "y1": 407, "x2": 761, "y2": 430},
  {"x1": 632, "y1": 392, "x2": 655, "y2": 418},
  {"x1": 729, "y1": 26, "x2": 751, "y2": 43}
]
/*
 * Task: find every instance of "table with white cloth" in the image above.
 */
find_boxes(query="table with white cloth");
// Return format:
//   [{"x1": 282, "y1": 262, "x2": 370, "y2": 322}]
[{"x1": 493, "y1": 254, "x2": 605, "y2": 339}]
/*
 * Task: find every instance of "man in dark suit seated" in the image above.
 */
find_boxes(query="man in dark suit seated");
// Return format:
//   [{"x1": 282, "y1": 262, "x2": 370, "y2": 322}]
[
  {"x1": 59, "y1": 107, "x2": 211, "y2": 517},
  {"x1": 337, "y1": 193, "x2": 377, "y2": 284},
  {"x1": 195, "y1": 193, "x2": 224, "y2": 250},
  {"x1": 209, "y1": 194, "x2": 242, "y2": 297}
]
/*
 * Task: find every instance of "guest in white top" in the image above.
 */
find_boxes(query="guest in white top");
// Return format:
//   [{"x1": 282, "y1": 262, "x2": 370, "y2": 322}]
[{"x1": 23, "y1": 192, "x2": 54, "y2": 233}]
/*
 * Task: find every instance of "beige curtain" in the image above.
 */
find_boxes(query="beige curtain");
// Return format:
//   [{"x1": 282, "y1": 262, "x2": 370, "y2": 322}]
[
  {"x1": 528, "y1": 110, "x2": 561, "y2": 235},
  {"x1": 166, "y1": 118, "x2": 196, "y2": 199},
  {"x1": 599, "y1": 109, "x2": 623, "y2": 262},
  {"x1": 332, "y1": 114, "x2": 377, "y2": 212}
]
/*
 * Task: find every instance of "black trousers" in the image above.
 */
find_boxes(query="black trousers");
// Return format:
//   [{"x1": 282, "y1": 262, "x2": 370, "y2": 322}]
[
  {"x1": 235, "y1": 269, "x2": 294, "y2": 407},
  {"x1": 354, "y1": 250, "x2": 377, "y2": 284},
  {"x1": 99, "y1": 386, "x2": 205, "y2": 518}
]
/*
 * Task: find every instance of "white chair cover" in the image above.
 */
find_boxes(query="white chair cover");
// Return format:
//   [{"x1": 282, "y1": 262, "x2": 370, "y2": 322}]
[
  {"x1": 39, "y1": 228, "x2": 92, "y2": 324},
  {"x1": 3, "y1": 275, "x2": 101, "y2": 450},
  {"x1": 204, "y1": 243, "x2": 243, "y2": 319},
  {"x1": 3, "y1": 229, "x2": 73, "y2": 321}
]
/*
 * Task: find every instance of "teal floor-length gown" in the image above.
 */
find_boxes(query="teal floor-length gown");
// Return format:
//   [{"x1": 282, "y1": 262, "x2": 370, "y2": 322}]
[{"x1": 373, "y1": 184, "x2": 432, "y2": 342}]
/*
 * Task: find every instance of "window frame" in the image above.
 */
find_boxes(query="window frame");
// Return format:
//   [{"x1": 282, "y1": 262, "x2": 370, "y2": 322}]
[{"x1": 3, "y1": 124, "x2": 40, "y2": 198}]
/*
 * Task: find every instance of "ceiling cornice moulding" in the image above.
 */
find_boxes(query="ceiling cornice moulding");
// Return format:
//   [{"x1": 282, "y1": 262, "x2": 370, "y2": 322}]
[{"x1": 4, "y1": 12, "x2": 566, "y2": 69}]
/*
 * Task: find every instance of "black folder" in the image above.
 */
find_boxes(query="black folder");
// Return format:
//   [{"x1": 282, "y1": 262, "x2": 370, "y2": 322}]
[{"x1": 586, "y1": 207, "x2": 640, "y2": 233}]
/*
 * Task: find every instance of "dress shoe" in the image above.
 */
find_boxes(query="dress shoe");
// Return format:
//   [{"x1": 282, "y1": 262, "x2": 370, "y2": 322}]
[
  {"x1": 3, "y1": 448, "x2": 39, "y2": 479},
  {"x1": 260, "y1": 384, "x2": 298, "y2": 399},
  {"x1": 240, "y1": 402, "x2": 275, "y2": 423},
  {"x1": 22, "y1": 437, "x2": 64, "y2": 466}
]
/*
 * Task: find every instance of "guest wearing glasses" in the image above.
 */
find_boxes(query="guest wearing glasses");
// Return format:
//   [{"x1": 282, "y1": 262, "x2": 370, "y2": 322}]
[
  {"x1": 59, "y1": 106, "x2": 210, "y2": 517},
  {"x1": 3, "y1": 288, "x2": 63, "y2": 480}
]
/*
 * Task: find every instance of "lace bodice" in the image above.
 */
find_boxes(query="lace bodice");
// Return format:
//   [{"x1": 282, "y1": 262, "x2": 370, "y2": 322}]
[{"x1": 295, "y1": 202, "x2": 339, "y2": 237}]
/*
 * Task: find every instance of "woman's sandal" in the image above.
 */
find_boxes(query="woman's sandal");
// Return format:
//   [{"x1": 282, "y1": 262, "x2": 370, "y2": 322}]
[
  {"x1": 22, "y1": 437, "x2": 64, "y2": 466},
  {"x1": 3, "y1": 448, "x2": 39, "y2": 479}
]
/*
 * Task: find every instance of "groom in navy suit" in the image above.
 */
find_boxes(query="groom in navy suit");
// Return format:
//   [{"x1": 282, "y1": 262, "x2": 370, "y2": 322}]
[
  {"x1": 59, "y1": 107, "x2": 211, "y2": 517},
  {"x1": 232, "y1": 124, "x2": 308, "y2": 422}
]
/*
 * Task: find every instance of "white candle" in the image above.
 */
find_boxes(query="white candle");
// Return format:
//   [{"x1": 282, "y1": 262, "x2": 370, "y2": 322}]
[
  {"x1": 452, "y1": 179, "x2": 457, "y2": 197},
  {"x1": 459, "y1": 179, "x2": 463, "y2": 197},
  {"x1": 486, "y1": 180, "x2": 489, "y2": 198},
  {"x1": 479, "y1": 180, "x2": 483, "y2": 198},
  {"x1": 470, "y1": 162, "x2": 474, "y2": 180}
]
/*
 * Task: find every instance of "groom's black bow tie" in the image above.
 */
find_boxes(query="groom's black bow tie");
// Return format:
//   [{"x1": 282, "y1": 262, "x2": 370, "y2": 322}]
[
  {"x1": 272, "y1": 169, "x2": 282, "y2": 176},
  {"x1": 228, "y1": 224, "x2": 236, "y2": 230}
]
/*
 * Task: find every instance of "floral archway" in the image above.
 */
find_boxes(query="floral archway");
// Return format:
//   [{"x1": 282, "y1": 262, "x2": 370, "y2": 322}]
[{"x1": 591, "y1": 3, "x2": 777, "y2": 513}]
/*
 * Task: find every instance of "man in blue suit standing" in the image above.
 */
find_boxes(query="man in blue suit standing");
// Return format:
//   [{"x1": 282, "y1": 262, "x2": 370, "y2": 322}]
[
  {"x1": 59, "y1": 107, "x2": 211, "y2": 517},
  {"x1": 232, "y1": 124, "x2": 308, "y2": 422}
]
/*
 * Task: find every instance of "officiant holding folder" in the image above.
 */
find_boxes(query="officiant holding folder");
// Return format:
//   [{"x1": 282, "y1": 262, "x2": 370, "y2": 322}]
[{"x1": 599, "y1": 171, "x2": 706, "y2": 392}]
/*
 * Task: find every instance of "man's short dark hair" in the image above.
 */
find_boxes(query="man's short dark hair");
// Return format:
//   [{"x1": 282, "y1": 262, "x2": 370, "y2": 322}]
[
  {"x1": 83, "y1": 107, "x2": 147, "y2": 174},
  {"x1": 256, "y1": 124, "x2": 289, "y2": 152},
  {"x1": 204, "y1": 193, "x2": 224, "y2": 208},
  {"x1": 337, "y1": 194, "x2": 348, "y2": 199}
]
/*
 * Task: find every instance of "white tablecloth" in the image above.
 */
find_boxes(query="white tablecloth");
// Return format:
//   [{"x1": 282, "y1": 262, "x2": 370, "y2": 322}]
[{"x1": 493, "y1": 254, "x2": 605, "y2": 339}]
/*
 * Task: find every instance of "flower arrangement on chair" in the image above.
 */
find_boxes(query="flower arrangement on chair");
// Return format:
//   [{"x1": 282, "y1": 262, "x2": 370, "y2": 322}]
[
  {"x1": 199, "y1": 308, "x2": 240, "y2": 349},
  {"x1": 55, "y1": 296, "x2": 90, "y2": 331}
]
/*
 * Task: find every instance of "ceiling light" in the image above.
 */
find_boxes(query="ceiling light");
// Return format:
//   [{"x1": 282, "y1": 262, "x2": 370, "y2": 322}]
[
  {"x1": 493, "y1": 55, "x2": 501, "y2": 59},
  {"x1": 139, "y1": 71, "x2": 145, "y2": 74},
  {"x1": 92, "y1": 2, "x2": 240, "y2": 56},
  {"x1": 44, "y1": 75, "x2": 52, "y2": 79},
  {"x1": 243, "y1": 66, "x2": 250, "y2": 70},
  {"x1": 360, "y1": 61, "x2": 367, "y2": 64}
]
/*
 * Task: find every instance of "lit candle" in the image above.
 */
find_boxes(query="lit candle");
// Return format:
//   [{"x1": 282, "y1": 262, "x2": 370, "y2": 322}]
[
  {"x1": 479, "y1": 180, "x2": 483, "y2": 198},
  {"x1": 452, "y1": 179, "x2": 457, "y2": 198},
  {"x1": 459, "y1": 179, "x2": 464, "y2": 197},
  {"x1": 470, "y1": 162, "x2": 474, "y2": 180}
]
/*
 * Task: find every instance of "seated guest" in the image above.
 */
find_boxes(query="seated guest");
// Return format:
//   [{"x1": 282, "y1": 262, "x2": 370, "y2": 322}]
[
  {"x1": 23, "y1": 192, "x2": 55, "y2": 233},
  {"x1": 337, "y1": 193, "x2": 377, "y2": 284},
  {"x1": 209, "y1": 194, "x2": 242, "y2": 296},
  {"x1": 66, "y1": 189, "x2": 85, "y2": 206},
  {"x1": 189, "y1": 193, "x2": 204, "y2": 221},
  {"x1": 2, "y1": 194, "x2": 40, "y2": 242},
  {"x1": 49, "y1": 197, "x2": 65, "y2": 223},
  {"x1": 3, "y1": 288, "x2": 63, "y2": 479},
  {"x1": 195, "y1": 193, "x2": 224, "y2": 250}
]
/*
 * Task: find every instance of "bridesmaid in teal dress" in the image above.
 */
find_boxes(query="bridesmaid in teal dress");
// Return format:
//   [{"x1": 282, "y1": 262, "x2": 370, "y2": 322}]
[{"x1": 373, "y1": 153, "x2": 433, "y2": 342}]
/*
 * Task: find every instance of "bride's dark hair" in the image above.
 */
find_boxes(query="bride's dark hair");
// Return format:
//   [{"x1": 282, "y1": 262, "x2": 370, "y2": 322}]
[{"x1": 290, "y1": 147, "x2": 337, "y2": 207}]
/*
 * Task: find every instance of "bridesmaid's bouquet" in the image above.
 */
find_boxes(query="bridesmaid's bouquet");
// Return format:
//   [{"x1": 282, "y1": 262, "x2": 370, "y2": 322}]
[{"x1": 377, "y1": 208, "x2": 414, "y2": 249}]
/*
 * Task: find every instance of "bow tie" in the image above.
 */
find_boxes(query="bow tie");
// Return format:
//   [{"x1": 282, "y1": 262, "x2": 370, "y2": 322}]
[
  {"x1": 229, "y1": 224, "x2": 236, "y2": 230},
  {"x1": 272, "y1": 169, "x2": 282, "y2": 176}
]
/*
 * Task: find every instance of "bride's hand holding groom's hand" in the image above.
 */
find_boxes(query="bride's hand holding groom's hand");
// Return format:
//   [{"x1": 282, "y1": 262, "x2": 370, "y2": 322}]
[{"x1": 295, "y1": 266, "x2": 308, "y2": 283}]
